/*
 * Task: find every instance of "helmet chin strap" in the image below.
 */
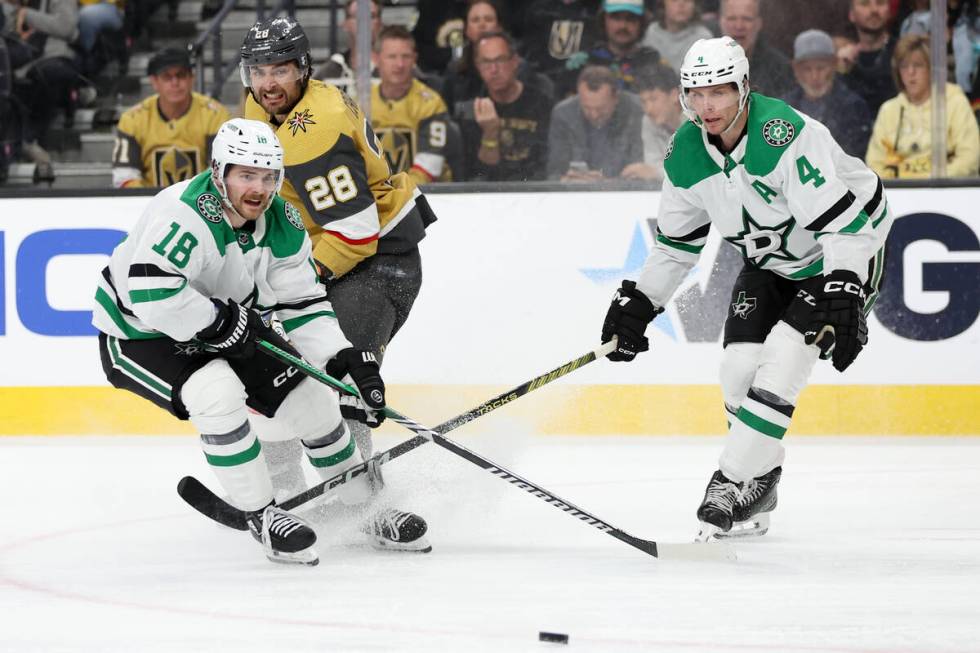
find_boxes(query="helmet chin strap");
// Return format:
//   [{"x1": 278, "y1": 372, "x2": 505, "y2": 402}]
[{"x1": 721, "y1": 83, "x2": 751, "y2": 135}]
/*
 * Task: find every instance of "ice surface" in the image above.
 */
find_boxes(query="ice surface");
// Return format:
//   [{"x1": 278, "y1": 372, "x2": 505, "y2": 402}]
[{"x1": 1, "y1": 434, "x2": 978, "y2": 653}]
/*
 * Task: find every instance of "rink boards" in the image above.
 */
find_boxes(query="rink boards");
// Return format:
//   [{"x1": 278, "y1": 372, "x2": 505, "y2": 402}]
[{"x1": 0, "y1": 187, "x2": 977, "y2": 435}]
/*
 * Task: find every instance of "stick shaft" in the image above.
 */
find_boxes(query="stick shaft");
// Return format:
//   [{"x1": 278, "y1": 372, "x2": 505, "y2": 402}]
[
  {"x1": 270, "y1": 339, "x2": 615, "y2": 511},
  {"x1": 260, "y1": 340, "x2": 661, "y2": 557}
]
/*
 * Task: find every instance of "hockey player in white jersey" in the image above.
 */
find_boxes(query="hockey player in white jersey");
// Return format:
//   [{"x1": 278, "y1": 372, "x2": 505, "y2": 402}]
[
  {"x1": 599, "y1": 37, "x2": 891, "y2": 541},
  {"x1": 93, "y1": 118, "x2": 430, "y2": 564}
]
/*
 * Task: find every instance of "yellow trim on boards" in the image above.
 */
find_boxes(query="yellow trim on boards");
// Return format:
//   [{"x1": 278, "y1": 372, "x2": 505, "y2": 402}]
[{"x1": 0, "y1": 385, "x2": 977, "y2": 436}]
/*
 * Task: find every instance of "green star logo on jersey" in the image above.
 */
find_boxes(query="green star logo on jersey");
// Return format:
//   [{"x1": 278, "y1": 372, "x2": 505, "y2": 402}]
[
  {"x1": 284, "y1": 202, "x2": 304, "y2": 230},
  {"x1": 762, "y1": 118, "x2": 795, "y2": 147},
  {"x1": 196, "y1": 193, "x2": 223, "y2": 223},
  {"x1": 725, "y1": 207, "x2": 798, "y2": 268}
]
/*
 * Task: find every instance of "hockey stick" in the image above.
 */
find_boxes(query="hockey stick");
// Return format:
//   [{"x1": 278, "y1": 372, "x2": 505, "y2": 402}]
[
  {"x1": 177, "y1": 340, "x2": 614, "y2": 531},
  {"x1": 179, "y1": 342, "x2": 734, "y2": 560}
]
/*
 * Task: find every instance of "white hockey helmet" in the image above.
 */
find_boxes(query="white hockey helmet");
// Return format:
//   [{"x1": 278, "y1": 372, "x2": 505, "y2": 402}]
[
  {"x1": 210, "y1": 118, "x2": 285, "y2": 211},
  {"x1": 679, "y1": 37, "x2": 751, "y2": 131}
]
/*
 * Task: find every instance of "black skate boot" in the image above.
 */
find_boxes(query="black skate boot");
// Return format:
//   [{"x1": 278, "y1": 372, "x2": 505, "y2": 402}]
[
  {"x1": 718, "y1": 466, "x2": 782, "y2": 539},
  {"x1": 695, "y1": 470, "x2": 743, "y2": 542},
  {"x1": 247, "y1": 503, "x2": 319, "y2": 566},
  {"x1": 362, "y1": 508, "x2": 432, "y2": 553}
]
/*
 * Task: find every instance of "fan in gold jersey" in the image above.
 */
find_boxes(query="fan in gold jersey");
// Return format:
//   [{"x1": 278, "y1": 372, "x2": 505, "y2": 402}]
[{"x1": 112, "y1": 48, "x2": 231, "y2": 188}]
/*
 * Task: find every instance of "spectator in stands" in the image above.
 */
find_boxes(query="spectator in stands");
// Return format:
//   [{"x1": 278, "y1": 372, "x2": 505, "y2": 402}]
[
  {"x1": 547, "y1": 65, "x2": 644, "y2": 181},
  {"x1": 838, "y1": 0, "x2": 896, "y2": 115},
  {"x1": 371, "y1": 26, "x2": 463, "y2": 184},
  {"x1": 897, "y1": 0, "x2": 980, "y2": 99},
  {"x1": 440, "y1": 0, "x2": 509, "y2": 118},
  {"x1": 783, "y1": 29, "x2": 872, "y2": 158},
  {"x1": 758, "y1": 0, "x2": 851, "y2": 58},
  {"x1": 522, "y1": 0, "x2": 600, "y2": 84},
  {"x1": 866, "y1": 34, "x2": 979, "y2": 178},
  {"x1": 112, "y1": 47, "x2": 230, "y2": 188},
  {"x1": 411, "y1": 0, "x2": 467, "y2": 75},
  {"x1": 76, "y1": 0, "x2": 123, "y2": 54},
  {"x1": 3, "y1": 0, "x2": 87, "y2": 181},
  {"x1": 459, "y1": 31, "x2": 552, "y2": 181},
  {"x1": 564, "y1": 0, "x2": 662, "y2": 95},
  {"x1": 642, "y1": 0, "x2": 712, "y2": 73},
  {"x1": 315, "y1": 0, "x2": 382, "y2": 96},
  {"x1": 621, "y1": 63, "x2": 682, "y2": 181},
  {"x1": 719, "y1": 0, "x2": 793, "y2": 97},
  {"x1": 412, "y1": 0, "x2": 525, "y2": 75}
]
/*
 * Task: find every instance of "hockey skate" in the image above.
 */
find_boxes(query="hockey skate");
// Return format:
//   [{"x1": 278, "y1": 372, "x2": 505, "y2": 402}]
[
  {"x1": 716, "y1": 466, "x2": 781, "y2": 540},
  {"x1": 361, "y1": 507, "x2": 432, "y2": 553},
  {"x1": 247, "y1": 503, "x2": 319, "y2": 566},
  {"x1": 695, "y1": 470, "x2": 742, "y2": 542}
]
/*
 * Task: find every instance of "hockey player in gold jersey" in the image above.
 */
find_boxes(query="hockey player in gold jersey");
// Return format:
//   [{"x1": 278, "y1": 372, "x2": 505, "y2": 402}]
[
  {"x1": 112, "y1": 48, "x2": 231, "y2": 188},
  {"x1": 239, "y1": 17, "x2": 437, "y2": 479},
  {"x1": 371, "y1": 25, "x2": 462, "y2": 184}
]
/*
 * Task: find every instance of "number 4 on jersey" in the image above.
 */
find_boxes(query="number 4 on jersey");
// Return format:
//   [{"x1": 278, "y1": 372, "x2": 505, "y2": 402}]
[{"x1": 796, "y1": 155, "x2": 826, "y2": 188}]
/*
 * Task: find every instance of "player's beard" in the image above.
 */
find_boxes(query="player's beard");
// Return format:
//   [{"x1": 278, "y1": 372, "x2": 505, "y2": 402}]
[{"x1": 256, "y1": 82, "x2": 301, "y2": 120}]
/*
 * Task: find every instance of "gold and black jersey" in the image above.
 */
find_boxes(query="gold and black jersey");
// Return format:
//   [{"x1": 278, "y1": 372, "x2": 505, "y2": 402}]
[
  {"x1": 370, "y1": 79, "x2": 461, "y2": 184},
  {"x1": 244, "y1": 80, "x2": 430, "y2": 278},
  {"x1": 112, "y1": 92, "x2": 231, "y2": 188}
]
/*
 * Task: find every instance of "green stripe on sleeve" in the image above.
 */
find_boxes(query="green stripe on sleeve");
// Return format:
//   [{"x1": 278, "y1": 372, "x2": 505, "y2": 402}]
[
  {"x1": 281, "y1": 310, "x2": 337, "y2": 333},
  {"x1": 94, "y1": 288, "x2": 159, "y2": 339},
  {"x1": 656, "y1": 233, "x2": 704, "y2": 254},
  {"x1": 840, "y1": 210, "x2": 870, "y2": 234},
  {"x1": 129, "y1": 280, "x2": 188, "y2": 304},
  {"x1": 789, "y1": 258, "x2": 824, "y2": 279}
]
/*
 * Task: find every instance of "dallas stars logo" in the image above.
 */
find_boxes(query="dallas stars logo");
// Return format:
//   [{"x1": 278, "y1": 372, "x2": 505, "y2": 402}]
[
  {"x1": 762, "y1": 118, "x2": 794, "y2": 146},
  {"x1": 284, "y1": 202, "x2": 304, "y2": 230},
  {"x1": 287, "y1": 109, "x2": 316, "y2": 136},
  {"x1": 196, "y1": 193, "x2": 222, "y2": 223},
  {"x1": 174, "y1": 342, "x2": 205, "y2": 356},
  {"x1": 725, "y1": 207, "x2": 798, "y2": 268},
  {"x1": 731, "y1": 291, "x2": 757, "y2": 319}
]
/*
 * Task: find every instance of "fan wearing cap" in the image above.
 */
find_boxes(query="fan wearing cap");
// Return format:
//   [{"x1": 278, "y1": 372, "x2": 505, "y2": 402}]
[
  {"x1": 562, "y1": 0, "x2": 663, "y2": 95},
  {"x1": 783, "y1": 29, "x2": 872, "y2": 159},
  {"x1": 112, "y1": 47, "x2": 231, "y2": 189},
  {"x1": 599, "y1": 37, "x2": 894, "y2": 542},
  {"x1": 93, "y1": 118, "x2": 431, "y2": 565}
]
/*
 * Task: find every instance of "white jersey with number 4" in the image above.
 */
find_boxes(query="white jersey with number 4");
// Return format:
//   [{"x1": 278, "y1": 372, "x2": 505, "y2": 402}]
[
  {"x1": 638, "y1": 93, "x2": 892, "y2": 307},
  {"x1": 92, "y1": 170, "x2": 350, "y2": 366}
]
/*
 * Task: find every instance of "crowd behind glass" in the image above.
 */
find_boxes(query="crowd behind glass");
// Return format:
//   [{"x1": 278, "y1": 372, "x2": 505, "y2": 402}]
[{"x1": 0, "y1": 0, "x2": 977, "y2": 186}]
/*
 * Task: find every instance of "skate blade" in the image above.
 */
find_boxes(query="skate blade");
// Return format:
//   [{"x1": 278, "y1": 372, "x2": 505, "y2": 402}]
[
  {"x1": 368, "y1": 535, "x2": 433, "y2": 554},
  {"x1": 264, "y1": 547, "x2": 320, "y2": 566},
  {"x1": 714, "y1": 513, "x2": 770, "y2": 540},
  {"x1": 695, "y1": 522, "x2": 722, "y2": 543}
]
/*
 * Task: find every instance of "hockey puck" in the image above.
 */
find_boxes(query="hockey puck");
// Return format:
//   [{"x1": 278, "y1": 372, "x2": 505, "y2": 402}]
[{"x1": 539, "y1": 631, "x2": 569, "y2": 644}]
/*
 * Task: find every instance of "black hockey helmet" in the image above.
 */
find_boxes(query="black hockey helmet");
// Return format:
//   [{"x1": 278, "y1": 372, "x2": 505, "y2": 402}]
[{"x1": 240, "y1": 16, "x2": 312, "y2": 83}]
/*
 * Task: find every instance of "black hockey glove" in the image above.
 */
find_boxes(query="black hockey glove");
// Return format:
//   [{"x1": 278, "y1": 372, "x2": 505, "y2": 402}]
[
  {"x1": 804, "y1": 270, "x2": 869, "y2": 373},
  {"x1": 195, "y1": 299, "x2": 264, "y2": 359},
  {"x1": 326, "y1": 347, "x2": 386, "y2": 427},
  {"x1": 601, "y1": 280, "x2": 663, "y2": 362}
]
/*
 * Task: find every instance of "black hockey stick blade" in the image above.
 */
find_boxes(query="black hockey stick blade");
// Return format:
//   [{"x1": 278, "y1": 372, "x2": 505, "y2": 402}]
[
  {"x1": 177, "y1": 341, "x2": 614, "y2": 529},
  {"x1": 177, "y1": 476, "x2": 248, "y2": 531}
]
